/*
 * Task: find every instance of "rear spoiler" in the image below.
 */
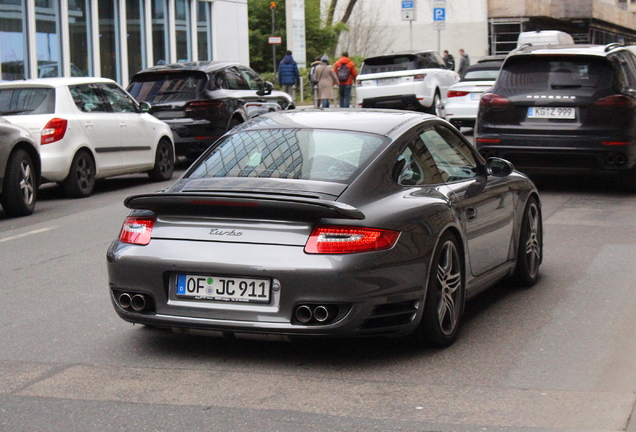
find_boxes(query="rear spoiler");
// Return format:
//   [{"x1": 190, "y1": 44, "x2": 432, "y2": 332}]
[{"x1": 124, "y1": 193, "x2": 365, "y2": 220}]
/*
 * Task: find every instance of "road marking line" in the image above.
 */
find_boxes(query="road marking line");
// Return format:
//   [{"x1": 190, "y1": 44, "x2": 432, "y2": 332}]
[{"x1": 0, "y1": 226, "x2": 57, "y2": 244}]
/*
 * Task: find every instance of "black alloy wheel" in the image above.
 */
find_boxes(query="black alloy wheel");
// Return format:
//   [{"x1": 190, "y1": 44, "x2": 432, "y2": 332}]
[
  {"x1": 514, "y1": 197, "x2": 542, "y2": 287},
  {"x1": 417, "y1": 232, "x2": 465, "y2": 347},
  {"x1": 1, "y1": 149, "x2": 37, "y2": 217},
  {"x1": 62, "y1": 149, "x2": 95, "y2": 198},
  {"x1": 148, "y1": 138, "x2": 175, "y2": 182}
]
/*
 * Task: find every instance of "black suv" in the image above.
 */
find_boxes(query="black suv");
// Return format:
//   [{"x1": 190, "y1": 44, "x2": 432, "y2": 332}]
[
  {"x1": 128, "y1": 61, "x2": 294, "y2": 159},
  {"x1": 476, "y1": 43, "x2": 636, "y2": 189}
]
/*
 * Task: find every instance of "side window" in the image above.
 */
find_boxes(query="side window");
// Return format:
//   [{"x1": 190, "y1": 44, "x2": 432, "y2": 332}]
[
  {"x1": 69, "y1": 84, "x2": 110, "y2": 113},
  {"x1": 210, "y1": 71, "x2": 228, "y2": 90},
  {"x1": 102, "y1": 84, "x2": 138, "y2": 113},
  {"x1": 614, "y1": 51, "x2": 636, "y2": 90},
  {"x1": 224, "y1": 67, "x2": 249, "y2": 90},
  {"x1": 240, "y1": 67, "x2": 263, "y2": 91},
  {"x1": 395, "y1": 136, "x2": 446, "y2": 186},
  {"x1": 419, "y1": 125, "x2": 478, "y2": 182}
]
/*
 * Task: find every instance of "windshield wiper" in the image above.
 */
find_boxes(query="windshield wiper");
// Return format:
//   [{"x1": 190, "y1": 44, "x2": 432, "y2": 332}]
[
  {"x1": 0, "y1": 109, "x2": 31, "y2": 115},
  {"x1": 551, "y1": 84, "x2": 582, "y2": 89}
]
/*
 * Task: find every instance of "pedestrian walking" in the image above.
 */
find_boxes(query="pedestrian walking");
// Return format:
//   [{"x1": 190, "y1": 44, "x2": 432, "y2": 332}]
[
  {"x1": 315, "y1": 55, "x2": 338, "y2": 108},
  {"x1": 458, "y1": 49, "x2": 470, "y2": 77},
  {"x1": 308, "y1": 56, "x2": 322, "y2": 107},
  {"x1": 443, "y1": 50, "x2": 455, "y2": 71},
  {"x1": 278, "y1": 50, "x2": 300, "y2": 101},
  {"x1": 333, "y1": 51, "x2": 357, "y2": 108}
]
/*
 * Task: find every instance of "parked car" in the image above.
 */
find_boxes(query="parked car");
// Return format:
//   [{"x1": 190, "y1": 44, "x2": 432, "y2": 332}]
[
  {"x1": 475, "y1": 43, "x2": 636, "y2": 190},
  {"x1": 0, "y1": 77, "x2": 175, "y2": 198},
  {"x1": 127, "y1": 61, "x2": 295, "y2": 159},
  {"x1": 444, "y1": 56, "x2": 505, "y2": 129},
  {"x1": 0, "y1": 118, "x2": 40, "y2": 217},
  {"x1": 355, "y1": 50, "x2": 459, "y2": 116},
  {"x1": 107, "y1": 109, "x2": 543, "y2": 347},
  {"x1": 517, "y1": 30, "x2": 574, "y2": 48}
]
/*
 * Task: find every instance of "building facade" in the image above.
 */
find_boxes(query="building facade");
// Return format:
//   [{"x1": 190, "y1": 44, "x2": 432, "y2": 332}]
[{"x1": 0, "y1": 0, "x2": 249, "y2": 85}]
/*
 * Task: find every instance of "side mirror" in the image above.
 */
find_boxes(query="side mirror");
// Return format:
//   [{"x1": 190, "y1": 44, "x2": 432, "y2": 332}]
[
  {"x1": 257, "y1": 81, "x2": 273, "y2": 96},
  {"x1": 139, "y1": 101, "x2": 152, "y2": 113},
  {"x1": 487, "y1": 157, "x2": 514, "y2": 177}
]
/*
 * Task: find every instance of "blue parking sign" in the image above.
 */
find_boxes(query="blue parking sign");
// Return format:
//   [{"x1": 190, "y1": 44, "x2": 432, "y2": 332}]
[{"x1": 434, "y1": 8, "x2": 445, "y2": 21}]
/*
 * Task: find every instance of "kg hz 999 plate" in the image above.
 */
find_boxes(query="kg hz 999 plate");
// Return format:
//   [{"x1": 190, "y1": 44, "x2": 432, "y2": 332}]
[{"x1": 176, "y1": 274, "x2": 270, "y2": 303}]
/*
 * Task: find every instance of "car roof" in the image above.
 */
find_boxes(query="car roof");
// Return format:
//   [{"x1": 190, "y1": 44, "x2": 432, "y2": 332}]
[
  {"x1": 464, "y1": 61, "x2": 503, "y2": 71},
  {"x1": 235, "y1": 109, "x2": 437, "y2": 137},
  {"x1": 509, "y1": 44, "x2": 618, "y2": 57},
  {"x1": 363, "y1": 50, "x2": 437, "y2": 60},
  {"x1": 0, "y1": 77, "x2": 117, "y2": 88},
  {"x1": 132, "y1": 61, "x2": 243, "y2": 75}
]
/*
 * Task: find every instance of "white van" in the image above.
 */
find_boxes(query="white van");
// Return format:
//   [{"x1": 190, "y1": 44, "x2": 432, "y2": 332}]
[{"x1": 517, "y1": 30, "x2": 574, "y2": 47}]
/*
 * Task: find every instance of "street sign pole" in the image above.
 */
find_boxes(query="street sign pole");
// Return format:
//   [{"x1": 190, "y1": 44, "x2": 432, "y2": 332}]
[
  {"x1": 401, "y1": 0, "x2": 416, "y2": 50},
  {"x1": 433, "y1": 0, "x2": 445, "y2": 54}
]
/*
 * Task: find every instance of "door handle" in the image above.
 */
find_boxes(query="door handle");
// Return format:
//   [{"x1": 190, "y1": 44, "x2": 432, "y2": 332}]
[{"x1": 466, "y1": 207, "x2": 477, "y2": 222}]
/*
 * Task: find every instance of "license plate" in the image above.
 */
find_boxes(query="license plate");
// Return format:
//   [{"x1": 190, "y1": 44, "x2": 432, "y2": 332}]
[
  {"x1": 377, "y1": 78, "x2": 399, "y2": 86},
  {"x1": 176, "y1": 274, "x2": 270, "y2": 303},
  {"x1": 528, "y1": 106, "x2": 575, "y2": 119}
]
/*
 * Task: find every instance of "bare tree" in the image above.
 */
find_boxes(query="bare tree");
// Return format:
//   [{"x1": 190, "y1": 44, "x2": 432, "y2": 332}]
[
  {"x1": 338, "y1": 2, "x2": 398, "y2": 57},
  {"x1": 325, "y1": 0, "x2": 360, "y2": 52}
]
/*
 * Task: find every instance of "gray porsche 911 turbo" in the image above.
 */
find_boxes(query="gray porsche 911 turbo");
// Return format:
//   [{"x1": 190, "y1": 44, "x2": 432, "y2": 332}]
[{"x1": 107, "y1": 109, "x2": 542, "y2": 347}]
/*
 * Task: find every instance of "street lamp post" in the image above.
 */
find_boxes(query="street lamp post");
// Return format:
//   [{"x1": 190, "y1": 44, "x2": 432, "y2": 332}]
[{"x1": 271, "y1": 2, "x2": 277, "y2": 82}]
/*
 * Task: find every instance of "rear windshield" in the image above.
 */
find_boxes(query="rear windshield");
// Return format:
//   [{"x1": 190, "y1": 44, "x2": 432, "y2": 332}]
[
  {"x1": 127, "y1": 72, "x2": 207, "y2": 104},
  {"x1": 496, "y1": 55, "x2": 614, "y2": 94},
  {"x1": 361, "y1": 52, "x2": 443, "y2": 74},
  {"x1": 462, "y1": 69, "x2": 500, "y2": 81},
  {"x1": 0, "y1": 87, "x2": 55, "y2": 115},
  {"x1": 188, "y1": 129, "x2": 387, "y2": 183}
]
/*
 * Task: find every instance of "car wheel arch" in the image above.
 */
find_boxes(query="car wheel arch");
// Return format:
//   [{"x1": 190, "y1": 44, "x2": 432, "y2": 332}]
[{"x1": 10, "y1": 142, "x2": 41, "y2": 184}]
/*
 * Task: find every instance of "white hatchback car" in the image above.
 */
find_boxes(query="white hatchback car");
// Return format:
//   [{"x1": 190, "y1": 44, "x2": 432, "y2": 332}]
[
  {"x1": 0, "y1": 77, "x2": 175, "y2": 197},
  {"x1": 355, "y1": 50, "x2": 458, "y2": 116},
  {"x1": 444, "y1": 57, "x2": 505, "y2": 129}
]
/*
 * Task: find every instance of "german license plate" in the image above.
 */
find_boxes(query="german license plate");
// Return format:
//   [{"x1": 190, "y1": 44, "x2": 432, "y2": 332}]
[
  {"x1": 377, "y1": 78, "x2": 399, "y2": 86},
  {"x1": 528, "y1": 106, "x2": 575, "y2": 119},
  {"x1": 176, "y1": 274, "x2": 270, "y2": 303}
]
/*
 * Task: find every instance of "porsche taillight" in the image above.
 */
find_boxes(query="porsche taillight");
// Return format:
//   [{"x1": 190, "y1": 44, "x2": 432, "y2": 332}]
[
  {"x1": 304, "y1": 226, "x2": 400, "y2": 254},
  {"x1": 41, "y1": 118, "x2": 68, "y2": 144},
  {"x1": 119, "y1": 216, "x2": 155, "y2": 245},
  {"x1": 479, "y1": 93, "x2": 510, "y2": 108}
]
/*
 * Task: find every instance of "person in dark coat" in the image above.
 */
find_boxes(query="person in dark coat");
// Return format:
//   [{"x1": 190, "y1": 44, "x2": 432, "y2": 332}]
[
  {"x1": 458, "y1": 49, "x2": 470, "y2": 77},
  {"x1": 278, "y1": 50, "x2": 300, "y2": 101},
  {"x1": 443, "y1": 50, "x2": 455, "y2": 71}
]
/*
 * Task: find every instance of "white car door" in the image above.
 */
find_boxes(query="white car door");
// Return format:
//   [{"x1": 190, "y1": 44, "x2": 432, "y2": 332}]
[
  {"x1": 100, "y1": 83, "x2": 155, "y2": 169},
  {"x1": 68, "y1": 84, "x2": 122, "y2": 173}
]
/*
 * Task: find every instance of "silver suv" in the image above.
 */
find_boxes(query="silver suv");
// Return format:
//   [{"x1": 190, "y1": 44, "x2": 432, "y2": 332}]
[{"x1": 355, "y1": 50, "x2": 459, "y2": 116}]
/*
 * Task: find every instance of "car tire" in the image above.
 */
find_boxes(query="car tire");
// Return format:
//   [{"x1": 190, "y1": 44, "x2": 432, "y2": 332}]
[
  {"x1": 416, "y1": 231, "x2": 465, "y2": 347},
  {"x1": 1, "y1": 149, "x2": 37, "y2": 217},
  {"x1": 148, "y1": 138, "x2": 175, "y2": 182},
  {"x1": 425, "y1": 91, "x2": 443, "y2": 117},
  {"x1": 513, "y1": 196, "x2": 542, "y2": 287},
  {"x1": 62, "y1": 149, "x2": 95, "y2": 198}
]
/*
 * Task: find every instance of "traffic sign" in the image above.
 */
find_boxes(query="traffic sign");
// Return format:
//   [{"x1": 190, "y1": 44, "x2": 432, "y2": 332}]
[
  {"x1": 402, "y1": 9, "x2": 416, "y2": 21},
  {"x1": 268, "y1": 36, "x2": 282, "y2": 44},
  {"x1": 401, "y1": 0, "x2": 414, "y2": 9},
  {"x1": 433, "y1": 8, "x2": 445, "y2": 21}
]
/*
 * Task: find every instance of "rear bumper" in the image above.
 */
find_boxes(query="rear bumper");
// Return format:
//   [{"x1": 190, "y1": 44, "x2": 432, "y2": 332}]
[
  {"x1": 476, "y1": 134, "x2": 636, "y2": 173},
  {"x1": 361, "y1": 94, "x2": 427, "y2": 111}
]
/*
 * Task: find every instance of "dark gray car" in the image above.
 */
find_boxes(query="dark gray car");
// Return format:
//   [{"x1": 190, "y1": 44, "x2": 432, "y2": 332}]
[
  {"x1": 107, "y1": 109, "x2": 542, "y2": 347},
  {"x1": 0, "y1": 117, "x2": 40, "y2": 217}
]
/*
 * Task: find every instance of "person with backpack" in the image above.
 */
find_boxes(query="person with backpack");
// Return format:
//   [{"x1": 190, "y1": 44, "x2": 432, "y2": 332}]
[
  {"x1": 308, "y1": 56, "x2": 322, "y2": 107},
  {"x1": 278, "y1": 50, "x2": 300, "y2": 101},
  {"x1": 333, "y1": 52, "x2": 357, "y2": 108}
]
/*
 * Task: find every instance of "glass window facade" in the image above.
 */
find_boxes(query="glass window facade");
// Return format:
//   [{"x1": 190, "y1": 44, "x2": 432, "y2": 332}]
[
  {"x1": 175, "y1": 0, "x2": 191, "y2": 62},
  {"x1": 126, "y1": 0, "x2": 144, "y2": 77},
  {"x1": 152, "y1": 0, "x2": 169, "y2": 65},
  {"x1": 1, "y1": 0, "x2": 28, "y2": 80},
  {"x1": 0, "y1": 0, "x2": 249, "y2": 85},
  {"x1": 68, "y1": 0, "x2": 92, "y2": 76},
  {"x1": 197, "y1": 1, "x2": 212, "y2": 61}
]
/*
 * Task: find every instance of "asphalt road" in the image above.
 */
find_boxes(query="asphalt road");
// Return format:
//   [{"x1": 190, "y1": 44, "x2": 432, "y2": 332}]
[{"x1": 2, "y1": 160, "x2": 636, "y2": 432}]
